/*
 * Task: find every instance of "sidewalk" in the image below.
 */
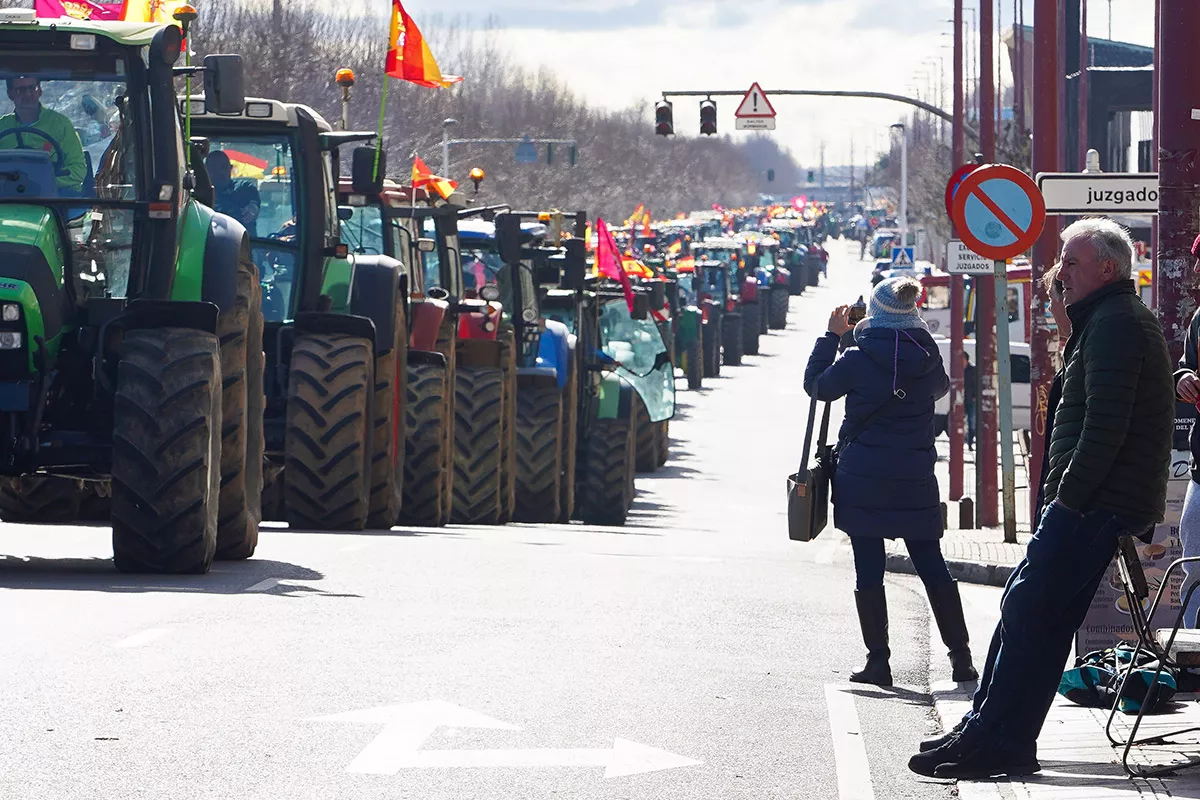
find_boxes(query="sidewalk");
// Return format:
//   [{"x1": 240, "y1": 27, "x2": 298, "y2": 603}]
[
  {"x1": 928, "y1": 590, "x2": 1200, "y2": 799},
  {"x1": 884, "y1": 436, "x2": 1033, "y2": 586}
]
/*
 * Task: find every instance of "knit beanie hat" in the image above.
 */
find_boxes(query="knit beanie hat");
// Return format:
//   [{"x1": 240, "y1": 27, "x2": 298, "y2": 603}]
[{"x1": 858, "y1": 276, "x2": 928, "y2": 332}]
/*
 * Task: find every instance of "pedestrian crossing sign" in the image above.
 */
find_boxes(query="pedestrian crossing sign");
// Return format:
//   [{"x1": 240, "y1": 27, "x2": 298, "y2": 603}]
[{"x1": 890, "y1": 246, "x2": 915, "y2": 267}]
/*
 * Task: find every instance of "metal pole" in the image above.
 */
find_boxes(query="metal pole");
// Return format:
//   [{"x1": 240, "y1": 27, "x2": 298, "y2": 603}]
[
  {"x1": 1079, "y1": 0, "x2": 1089, "y2": 170},
  {"x1": 1029, "y1": 0, "x2": 1060, "y2": 525},
  {"x1": 995, "y1": 260, "x2": 1018, "y2": 539},
  {"x1": 977, "y1": 0, "x2": 1001, "y2": 530},
  {"x1": 1151, "y1": 0, "x2": 1159, "y2": 312},
  {"x1": 442, "y1": 126, "x2": 450, "y2": 177},
  {"x1": 899, "y1": 127, "x2": 908, "y2": 244},
  {"x1": 950, "y1": 0, "x2": 966, "y2": 503},
  {"x1": 1157, "y1": 0, "x2": 1200, "y2": 364}
]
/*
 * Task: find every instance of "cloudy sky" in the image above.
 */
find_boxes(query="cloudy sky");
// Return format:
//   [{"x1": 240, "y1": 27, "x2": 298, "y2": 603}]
[{"x1": 402, "y1": 0, "x2": 1154, "y2": 170}]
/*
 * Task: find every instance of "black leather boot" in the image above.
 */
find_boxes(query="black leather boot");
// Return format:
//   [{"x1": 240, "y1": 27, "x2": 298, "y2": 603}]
[
  {"x1": 927, "y1": 580, "x2": 978, "y2": 682},
  {"x1": 849, "y1": 585, "x2": 892, "y2": 687}
]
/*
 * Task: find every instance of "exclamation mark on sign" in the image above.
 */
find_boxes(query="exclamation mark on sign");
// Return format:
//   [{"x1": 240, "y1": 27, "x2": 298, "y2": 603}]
[{"x1": 753, "y1": 93, "x2": 758, "y2": 112}]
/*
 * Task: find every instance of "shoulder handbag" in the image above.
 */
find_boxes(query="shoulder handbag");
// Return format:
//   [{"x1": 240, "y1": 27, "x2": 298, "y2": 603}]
[{"x1": 787, "y1": 382, "x2": 908, "y2": 542}]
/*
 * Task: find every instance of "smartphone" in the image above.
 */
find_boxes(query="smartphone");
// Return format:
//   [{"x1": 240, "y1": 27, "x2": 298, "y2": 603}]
[{"x1": 847, "y1": 305, "x2": 866, "y2": 325}]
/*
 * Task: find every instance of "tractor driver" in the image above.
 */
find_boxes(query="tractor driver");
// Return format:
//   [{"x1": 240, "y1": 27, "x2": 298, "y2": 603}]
[
  {"x1": 0, "y1": 77, "x2": 87, "y2": 195},
  {"x1": 204, "y1": 149, "x2": 261, "y2": 237}
]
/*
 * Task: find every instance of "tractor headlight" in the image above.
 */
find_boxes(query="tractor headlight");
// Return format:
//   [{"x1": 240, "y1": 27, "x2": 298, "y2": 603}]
[
  {"x1": 1, "y1": 304, "x2": 18, "y2": 322},
  {"x1": 0, "y1": 331, "x2": 22, "y2": 349}
]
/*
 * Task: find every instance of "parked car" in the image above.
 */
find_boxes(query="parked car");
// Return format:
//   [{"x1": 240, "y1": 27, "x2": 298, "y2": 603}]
[{"x1": 931, "y1": 337, "x2": 1032, "y2": 435}]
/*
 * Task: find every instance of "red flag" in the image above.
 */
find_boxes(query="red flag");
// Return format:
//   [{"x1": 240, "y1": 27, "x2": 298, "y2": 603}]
[
  {"x1": 595, "y1": 218, "x2": 635, "y2": 312},
  {"x1": 386, "y1": 1, "x2": 463, "y2": 89},
  {"x1": 411, "y1": 155, "x2": 457, "y2": 200}
]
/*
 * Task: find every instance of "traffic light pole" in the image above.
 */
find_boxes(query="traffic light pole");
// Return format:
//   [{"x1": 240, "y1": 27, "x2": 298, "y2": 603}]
[{"x1": 659, "y1": 88, "x2": 981, "y2": 143}]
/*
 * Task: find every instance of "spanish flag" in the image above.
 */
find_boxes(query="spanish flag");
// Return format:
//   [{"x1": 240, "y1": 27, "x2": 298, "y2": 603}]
[
  {"x1": 119, "y1": 0, "x2": 187, "y2": 23},
  {"x1": 411, "y1": 155, "x2": 457, "y2": 200},
  {"x1": 667, "y1": 240, "x2": 683, "y2": 256},
  {"x1": 386, "y1": 0, "x2": 463, "y2": 89},
  {"x1": 641, "y1": 212, "x2": 652, "y2": 237}
]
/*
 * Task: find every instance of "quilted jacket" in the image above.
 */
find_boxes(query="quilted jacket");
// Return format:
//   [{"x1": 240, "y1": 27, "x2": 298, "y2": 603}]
[{"x1": 1041, "y1": 279, "x2": 1173, "y2": 524}]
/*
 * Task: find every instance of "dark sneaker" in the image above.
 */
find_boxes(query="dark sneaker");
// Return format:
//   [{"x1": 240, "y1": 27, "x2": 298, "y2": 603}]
[
  {"x1": 933, "y1": 744, "x2": 1041, "y2": 780},
  {"x1": 919, "y1": 719, "x2": 966, "y2": 752},
  {"x1": 908, "y1": 732, "x2": 973, "y2": 777}
]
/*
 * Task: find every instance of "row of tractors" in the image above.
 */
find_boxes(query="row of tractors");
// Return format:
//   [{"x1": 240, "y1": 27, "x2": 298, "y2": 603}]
[{"x1": 0, "y1": 15, "x2": 684, "y2": 574}]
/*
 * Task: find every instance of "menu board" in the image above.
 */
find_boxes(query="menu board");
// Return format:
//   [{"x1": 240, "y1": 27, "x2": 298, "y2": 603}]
[{"x1": 1076, "y1": 401, "x2": 1195, "y2": 656}]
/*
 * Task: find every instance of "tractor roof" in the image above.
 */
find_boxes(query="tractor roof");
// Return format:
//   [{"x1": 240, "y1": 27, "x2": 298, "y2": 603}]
[
  {"x1": 185, "y1": 96, "x2": 337, "y2": 131},
  {"x1": 0, "y1": 11, "x2": 166, "y2": 45}
]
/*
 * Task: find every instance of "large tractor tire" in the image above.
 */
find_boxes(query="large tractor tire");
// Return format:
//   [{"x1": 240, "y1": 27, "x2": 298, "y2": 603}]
[
  {"x1": 685, "y1": 335, "x2": 703, "y2": 390},
  {"x1": 758, "y1": 296, "x2": 770, "y2": 335},
  {"x1": 366, "y1": 301, "x2": 408, "y2": 529},
  {"x1": 768, "y1": 287, "x2": 789, "y2": 330},
  {"x1": 742, "y1": 302, "x2": 761, "y2": 356},
  {"x1": 722, "y1": 313, "x2": 744, "y2": 366},
  {"x1": 283, "y1": 334, "x2": 373, "y2": 530},
  {"x1": 215, "y1": 253, "x2": 264, "y2": 560},
  {"x1": 556, "y1": 353, "x2": 579, "y2": 523},
  {"x1": 498, "y1": 330, "x2": 517, "y2": 524},
  {"x1": 398, "y1": 361, "x2": 452, "y2": 526},
  {"x1": 655, "y1": 420, "x2": 669, "y2": 468},
  {"x1": 111, "y1": 328, "x2": 221, "y2": 574},
  {"x1": 634, "y1": 394, "x2": 658, "y2": 472},
  {"x1": 577, "y1": 416, "x2": 635, "y2": 526},
  {"x1": 0, "y1": 476, "x2": 90, "y2": 523},
  {"x1": 451, "y1": 366, "x2": 504, "y2": 524},
  {"x1": 626, "y1": 403, "x2": 637, "y2": 510},
  {"x1": 702, "y1": 321, "x2": 721, "y2": 379},
  {"x1": 513, "y1": 385, "x2": 562, "y2": 523}
]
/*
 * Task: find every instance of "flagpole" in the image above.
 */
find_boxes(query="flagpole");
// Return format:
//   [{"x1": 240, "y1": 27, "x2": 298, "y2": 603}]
[{"x1": 373, "y1": 76, "x2": 390, "y2": 181}]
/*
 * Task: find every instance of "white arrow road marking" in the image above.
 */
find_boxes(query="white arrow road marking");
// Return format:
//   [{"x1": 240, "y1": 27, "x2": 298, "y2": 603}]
[
  {"x1": 395, "y1": 739, "x2": 702, "y2": 778},
  {"x1": 311, "y1": 701, "x2": 701, "y2": 778},
  {"x1": 312, "y1": 701, "x2": 520, "y2": 775},
  {"x1": 825, "y1": 684, "x2": 875, "y2": 800}
]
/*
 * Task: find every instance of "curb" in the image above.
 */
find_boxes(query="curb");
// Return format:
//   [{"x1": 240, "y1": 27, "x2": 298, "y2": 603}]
[{"x1": 886, "y1": 552, "x2": 1014, "y2": 587}]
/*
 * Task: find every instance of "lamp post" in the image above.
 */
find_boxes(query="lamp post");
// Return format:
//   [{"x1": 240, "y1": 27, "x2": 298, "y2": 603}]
[
  {"x1": 890, "y1": 122, "x2": 907, "y2": 247},
  {"x1": 441, "y1": 118, "x2": 458, "y2": 177}
]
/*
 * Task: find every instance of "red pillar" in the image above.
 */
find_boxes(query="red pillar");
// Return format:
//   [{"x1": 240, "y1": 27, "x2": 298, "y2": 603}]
[
  {"x1": 950, "y1": 0, "x2": 966, "y2": 502},
  {"x1": 1078, "y1": 0, "x2": 1088, "y2": 170},
  {"x1": 977, "y1": 0, "x2": 1000, "y2": 527},
  {"x1": 1029, "y1": 0, "x2": 1060, "y2": 523},
  {"x1": 1157, "y1": 0, "x2": 1200, "y2": 358}
]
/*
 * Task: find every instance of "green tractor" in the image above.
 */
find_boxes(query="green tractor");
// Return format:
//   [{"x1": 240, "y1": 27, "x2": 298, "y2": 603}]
[
  {"x1": 188, "y1": 101, "x2": 408, "y2": 531},
  {"x1": 0, "y1": 16, "x2": 262, "y2": 572}
]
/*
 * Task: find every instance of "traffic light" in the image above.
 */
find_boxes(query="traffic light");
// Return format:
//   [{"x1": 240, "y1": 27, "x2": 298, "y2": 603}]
[
  {"x1": 568, "y1": 144, "x2": 578, "y2": 166},
  {"x1": 807, "y1": 170, "x2": 815, "y2": 182},
  {"x1": 767, "y1": 168, "x2": 775, "y2": 182},
  {"x1": 655, "y1": 100, "x2": 674, "y2": 137},
  {"x1": 546, "y1": 142, "x2": 553, "y2": 165},
  {"x1": 699, "y1": 99, "x2": 717, "y2": 136}
]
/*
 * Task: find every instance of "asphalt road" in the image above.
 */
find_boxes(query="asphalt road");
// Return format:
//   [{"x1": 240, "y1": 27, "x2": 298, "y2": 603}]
[{"x1": 0, "y1": 239, "x2": 961, "y2": 800}]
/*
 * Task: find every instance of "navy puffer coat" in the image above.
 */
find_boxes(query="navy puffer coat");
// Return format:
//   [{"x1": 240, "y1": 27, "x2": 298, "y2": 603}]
[{"x1": 803, "y1": 327, "x2": 949, "y2": 540}]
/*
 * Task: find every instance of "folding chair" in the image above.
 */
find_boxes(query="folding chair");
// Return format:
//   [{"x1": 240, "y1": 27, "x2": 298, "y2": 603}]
[{"x1": 1104, "y1": 536, "x2": 1200, "y2": 777}]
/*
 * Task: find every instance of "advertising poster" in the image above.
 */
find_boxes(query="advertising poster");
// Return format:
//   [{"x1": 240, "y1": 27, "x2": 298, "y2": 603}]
[{"x1": 1076, "y1": 401, "x2": 1196, "y2": 657}]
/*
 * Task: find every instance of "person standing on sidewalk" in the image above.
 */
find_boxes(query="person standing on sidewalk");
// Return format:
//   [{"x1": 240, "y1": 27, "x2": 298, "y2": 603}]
[
  {"x1": 1171, "y1": 235, "x2": 1200, "y2": 627},
  {"x1": 963, "y1": 352, "x2": 977, "y2": 451},
  {"x1": 910, "y1": 218, "x2": 1174, "y2": 780},
  {"x1": 804, "y1": 276, "x2": 978, "y2": 689}
]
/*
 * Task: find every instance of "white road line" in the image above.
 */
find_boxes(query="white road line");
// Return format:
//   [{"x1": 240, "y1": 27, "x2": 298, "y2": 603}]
[
  {"x1": 115, "y1": 628, "x2": 170, "y2": 648},
  {"x1": 339, "y1": 541, "x2": 372, "y2": 553},
  {"x1": 824, "y1": 684, "x2": 875, "y2": 800},
  {"x1": 244, "y1": 577, "x2": 280, "y2": 592}
]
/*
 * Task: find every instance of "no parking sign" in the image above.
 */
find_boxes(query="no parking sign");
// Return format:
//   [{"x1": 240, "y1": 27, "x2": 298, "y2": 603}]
[{"x1": 950, "y1": 164, "x2": 1046, "y2": 261}]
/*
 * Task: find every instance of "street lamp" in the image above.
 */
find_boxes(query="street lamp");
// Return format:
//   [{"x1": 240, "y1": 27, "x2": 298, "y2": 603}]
[
  {"x1": 441, "y1": 118, "x2": 458, "y2": 177},
  {"x1": 890, "y1": 122, "x2": 907, "y2": 247}
]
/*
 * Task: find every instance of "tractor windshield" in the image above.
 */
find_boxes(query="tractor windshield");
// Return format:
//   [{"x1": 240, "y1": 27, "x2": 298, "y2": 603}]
[
  {"x1": 201, "y1": 135, "x2": 298, "y2": 321},
  {"x1": 597, "y1": 299, "x2": 674, "y2": 423},
  {"x1": 701, "y1": 267, "x2": 728, "y2": 301},
  {"x1": 339, "y1": 202, "x2": 386, "y2": 256}
]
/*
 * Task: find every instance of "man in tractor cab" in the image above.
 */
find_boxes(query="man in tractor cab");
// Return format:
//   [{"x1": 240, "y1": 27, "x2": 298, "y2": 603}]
[
  {"x1": 204, "y1": 149, "x2": 261, "y2": 236},
  {"x1": 0, "y1": 76, "x2": 87, "y2": 195}
]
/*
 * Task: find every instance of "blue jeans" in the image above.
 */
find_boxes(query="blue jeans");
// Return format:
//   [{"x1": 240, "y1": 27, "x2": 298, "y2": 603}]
[
  {"x1": 960, "y1": 501, "x2": 1140, "y2": 750},
  {"x1": 1180, "y1": 479, "x2": 1200, "y2": 627},
  {"x1": 851, "y1": 536, "x2": 952, "y2": 592}
]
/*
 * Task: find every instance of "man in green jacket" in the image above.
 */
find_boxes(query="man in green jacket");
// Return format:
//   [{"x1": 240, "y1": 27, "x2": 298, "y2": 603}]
[
  {"x1": 910, "y1": 217, "x2": 1174, "y2": 780},
  {"x1": 0, "y1": 77, "x2": 87, "y2": 195}
]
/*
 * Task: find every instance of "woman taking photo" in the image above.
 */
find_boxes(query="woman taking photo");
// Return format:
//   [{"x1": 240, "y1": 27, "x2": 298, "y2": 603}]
[{"x1": 804, "y1": 276, "x2": 977, "y2": 686}]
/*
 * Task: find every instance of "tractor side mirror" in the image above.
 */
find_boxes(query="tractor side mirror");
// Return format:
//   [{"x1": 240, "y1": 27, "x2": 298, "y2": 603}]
[
  {"x1": 351, "y1": 146, "x2": 385, "y2": 195},
  {"x1": 203, "y1": 54, "x2": 245, "y2": 115},
  {"x1": 417, "y1": 238, "x2": 437, "y2": 253},
  {"x1": 631, "y1": 291, "x2": 650, "y2": 321},
  {"x1": 562, "y1": 239, "x2": 586, "y2": 291},
  {"x1": 648, "y1": 281, "x2": 666, "y2": 309},
  {"x1": 496, "y1": 213, "x2": 522, "y2": 266}
]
